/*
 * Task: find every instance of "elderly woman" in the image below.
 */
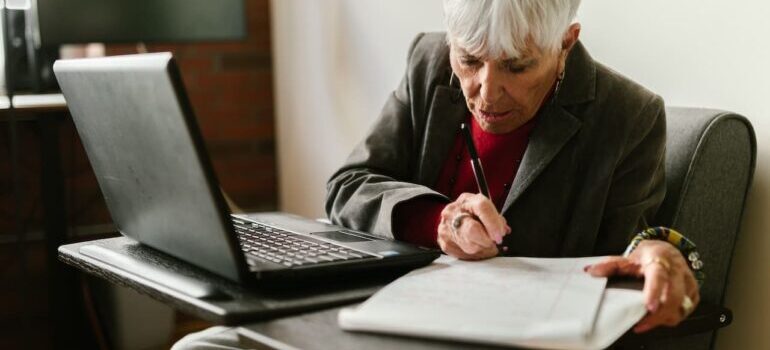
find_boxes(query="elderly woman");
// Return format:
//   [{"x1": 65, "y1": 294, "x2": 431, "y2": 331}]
[
  {"x1": 327, "y1": 0, "x2": 701, "y2": 334},
  {"x1": 174, "y1": 0, "x2": 700, "y2": 348}
]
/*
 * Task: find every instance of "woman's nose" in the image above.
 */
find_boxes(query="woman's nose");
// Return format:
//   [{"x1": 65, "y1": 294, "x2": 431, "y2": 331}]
[{"x1": 479, "y1": 64, "x2": 504, "y2": 104}]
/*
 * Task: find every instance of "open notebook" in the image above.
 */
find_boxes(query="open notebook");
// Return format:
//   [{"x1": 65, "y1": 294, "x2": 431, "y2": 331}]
[{"x1": 339, "y1": 255, "x2": 647, "y2": 350}]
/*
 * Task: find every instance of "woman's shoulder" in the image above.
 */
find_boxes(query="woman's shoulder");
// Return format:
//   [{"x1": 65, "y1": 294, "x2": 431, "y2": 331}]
[
  {"x1": 593, "y1": 61, "x2": 663, "y2": 113},
  {"x1": 404, "y1": 32, "x2": 453, "y2": 87},
  {"x1": 407, "y1": 32, "x2": 450, "y2": 62},
  {"x1": 552, "y1": 41, "x2": 662, "y2": 122},
  {"x1": 564, "y1": 43, "x2": 665, "y2": 146},
  {"x1": 561, "y1": 46, "x2": 664, "y2": 138}
]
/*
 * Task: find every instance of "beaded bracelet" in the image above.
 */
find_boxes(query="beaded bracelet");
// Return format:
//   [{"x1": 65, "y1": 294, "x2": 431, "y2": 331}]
[{"x1": 623, "y1": 226, "x2": 705, "y2": 285}]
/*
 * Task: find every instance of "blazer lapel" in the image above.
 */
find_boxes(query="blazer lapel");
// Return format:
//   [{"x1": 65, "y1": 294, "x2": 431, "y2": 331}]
[
  {"x1": 500, "y1": 41, "x2": 596, "y2": 214},
  {"x1": 416, "y1": 86, "x2": 468, "y2": 186},
  {"x1": 501, "y1": 103, "x2": 582, "y2": 214}
]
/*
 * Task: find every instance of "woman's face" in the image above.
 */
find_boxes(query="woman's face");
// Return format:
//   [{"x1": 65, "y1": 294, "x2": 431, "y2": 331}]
[
  {"x1": 450, "y1": 42, "x2": 560, "y2": 134},
  {"x1": 449, "y1": 26, "x2": 579, "y2": 134}
]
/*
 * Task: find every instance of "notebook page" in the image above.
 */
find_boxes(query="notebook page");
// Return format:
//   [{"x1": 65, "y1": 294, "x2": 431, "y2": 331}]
[{"x1": 339, "y1": 255, "x2": 608, "y2": 348}]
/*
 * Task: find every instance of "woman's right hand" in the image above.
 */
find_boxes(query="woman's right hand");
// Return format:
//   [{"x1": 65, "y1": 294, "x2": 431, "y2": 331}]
[{"x1": 437, "y1": 193, "x2": 510, "y2": 260}]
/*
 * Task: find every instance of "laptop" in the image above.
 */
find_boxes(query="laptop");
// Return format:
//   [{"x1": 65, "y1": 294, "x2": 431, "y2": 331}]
[{"x1": 53, "y1": 52, "x2": 439, "y2": 285}]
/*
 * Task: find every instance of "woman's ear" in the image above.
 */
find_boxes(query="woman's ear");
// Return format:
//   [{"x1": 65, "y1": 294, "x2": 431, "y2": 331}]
[
  {"x1": 561, "y1": 23, "x2": 581, "y2": 52},
  {"x1": 558, "y1": 23, "x2": 581, "y2": 71}
]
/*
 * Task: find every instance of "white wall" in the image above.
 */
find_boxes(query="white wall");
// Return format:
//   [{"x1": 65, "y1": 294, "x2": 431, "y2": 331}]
[
  {"x1": 271, "y1": 1, "x2": 769, "y2": 348},
  {"x1": 270, "y1": 0, "x2": 445, "y2": 217},
  {"x1": 577, "y1": 2, "x2": 770, "y2": 348}
]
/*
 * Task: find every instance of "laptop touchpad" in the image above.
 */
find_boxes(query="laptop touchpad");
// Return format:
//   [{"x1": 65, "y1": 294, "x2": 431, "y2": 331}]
[{"x1": 313, "y1": 231, "x2": 373, "y2": 242}]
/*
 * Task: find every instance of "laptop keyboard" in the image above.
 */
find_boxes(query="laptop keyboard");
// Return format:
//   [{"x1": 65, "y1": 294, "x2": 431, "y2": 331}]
[{"x1": 233, "y1": 221, "x2": 377, "y2": 269}]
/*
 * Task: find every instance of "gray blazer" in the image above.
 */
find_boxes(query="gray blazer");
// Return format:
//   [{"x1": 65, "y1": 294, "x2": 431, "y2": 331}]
[{"x1": 326, "y1": 33, "x2": 666, "y2": 257}]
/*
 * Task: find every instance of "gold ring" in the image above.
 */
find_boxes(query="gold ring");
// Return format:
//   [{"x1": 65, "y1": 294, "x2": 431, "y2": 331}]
[
  {"x1": 643, "y1": 256, "x2": 671, "y2": 274},
  {"x1": 681, "y1": 295, "x2": 694, "y2": 316}
]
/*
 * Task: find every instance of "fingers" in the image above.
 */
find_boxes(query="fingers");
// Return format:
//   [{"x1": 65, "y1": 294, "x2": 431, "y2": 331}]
[
  {"x1": 456, "y1": 241, "x2": 498, "y2": 260},
  {"x1": 628, "y1": 241, "x2": 701, "y2": 333},
  {"x1": 458, "y1": 193, "x2": 509, "y2": 243},
  {"x1": 583, "y1": 241, "x2": 703, "y2": 334},
  {"x1": 436, "y1": 193, "x2": 507, "y2": 260},
  {"x1": 438, "y1": 228, "x2": 498, "y2": 260},
  {"x1": 663, "y1": 270, "x2": 686, "y2": 324},
  {"x1": 439, "y1": 238, "x2": 476, "y2": 260},
  {"x1": 459, "y1": 219, "x2": 496, "y2": 250},
  {"x1": 449, "y1": 217, "x2": 497, "y2": 257},
  {"x1": 585, "y1": 257, "x2": 642, "y2": 277},
  {"x1": 633, "y1": 313, "x2": 658, "y2": 334},
  {"x1": 637, "y1": 271, "x2": 699, "y2": 332},
  {"x1": 636, "y1": 269, "x2": 685, "y2": 333},
  {"x1": 641, "y1": 259, "x2": 669, "y2": 313}
]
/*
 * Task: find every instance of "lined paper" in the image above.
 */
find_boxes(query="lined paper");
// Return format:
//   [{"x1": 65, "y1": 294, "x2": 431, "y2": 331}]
[{"x1": 339, "y1": 255, "x2": 646, "y2": 349}]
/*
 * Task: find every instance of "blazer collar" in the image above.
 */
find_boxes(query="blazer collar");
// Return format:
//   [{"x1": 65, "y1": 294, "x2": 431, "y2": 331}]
[
  {"x1": 500, "y1": 103, "x2": 581, "y2": 214},
  {"x1": 500, "y1": 42, "x2": 597, "y2": 212},
  {"x1": 417, "y1": 85, "x2": 467, "y2": 186}
]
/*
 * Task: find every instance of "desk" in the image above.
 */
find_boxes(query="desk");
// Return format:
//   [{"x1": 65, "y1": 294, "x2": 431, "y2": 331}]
[
  {"x1": 59, "y1": 236, "x2": 732, "y2": 350},
  {"x1": 0, "y1": 93, "x2": 67, "y2": 114},
  {"x1": 234, "y1": 302, "x2": 731, "y2": 350}
]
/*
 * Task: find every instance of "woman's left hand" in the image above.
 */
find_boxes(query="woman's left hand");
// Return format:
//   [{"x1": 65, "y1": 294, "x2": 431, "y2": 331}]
[{"x1": 585, "y1": 240, "x2": 700, "y2": 333}]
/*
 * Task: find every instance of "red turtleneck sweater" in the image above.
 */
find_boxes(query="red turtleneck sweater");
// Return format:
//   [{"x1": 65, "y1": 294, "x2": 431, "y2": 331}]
[{"x1": 392, "y1": 114, "x2": 537, "y2": 248}]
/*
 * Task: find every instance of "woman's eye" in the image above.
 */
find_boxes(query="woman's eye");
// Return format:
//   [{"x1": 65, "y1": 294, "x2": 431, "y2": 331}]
[
  {"x1": 506, "y1": 64, "x2": 527, "y2": 73},
  {"x1": 461, "y1": 58, "x2": 481, "y2": 66}
]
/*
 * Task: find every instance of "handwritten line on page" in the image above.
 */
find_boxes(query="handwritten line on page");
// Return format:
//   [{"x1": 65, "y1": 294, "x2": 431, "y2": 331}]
[{"x1": 339, "y1": 255, "x2": 646, "y2": 350}]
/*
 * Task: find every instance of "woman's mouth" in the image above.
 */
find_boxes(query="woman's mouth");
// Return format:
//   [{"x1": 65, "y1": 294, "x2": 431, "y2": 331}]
[{"x1": 477, "y1": 109, "x2": 513, "y2": 121}]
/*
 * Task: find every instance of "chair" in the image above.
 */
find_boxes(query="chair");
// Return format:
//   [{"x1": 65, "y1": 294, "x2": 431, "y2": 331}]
[{"x1": 629, "y1": 107, "x2": 757, "y2": 349}]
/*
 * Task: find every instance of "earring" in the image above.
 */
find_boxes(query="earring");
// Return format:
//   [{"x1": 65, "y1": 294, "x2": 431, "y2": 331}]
[
  {"x1": 553, "y1": 69, "x2": 565, "y2": 100},
  {"x1": 549, "y1": 69, "x2": 565, "y2": 105}
]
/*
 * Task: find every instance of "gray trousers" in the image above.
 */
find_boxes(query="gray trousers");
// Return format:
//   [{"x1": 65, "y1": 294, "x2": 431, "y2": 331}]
[
  {"x1": 172, "y1": 325, "x2": 302, "y2": 350},
  {"x1": 172, "y1": 326, "x2": 256, "y2": 350}
]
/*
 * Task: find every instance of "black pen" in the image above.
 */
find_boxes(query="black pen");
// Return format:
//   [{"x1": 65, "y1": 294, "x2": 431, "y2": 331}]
[
  {"x1": 460, "y1": 123, "x2": 491, "y2": 198},
  {"x1": 461, "y1": 122, "x2": 507, "y2": 251}
]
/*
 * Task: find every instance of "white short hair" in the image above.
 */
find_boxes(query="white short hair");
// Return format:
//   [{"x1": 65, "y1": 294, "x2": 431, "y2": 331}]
[{"x1": 443, "y1": 0, "x2": 581, "y2": 59}]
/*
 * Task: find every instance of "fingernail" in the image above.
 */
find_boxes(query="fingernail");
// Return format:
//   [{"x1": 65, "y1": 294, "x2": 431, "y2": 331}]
[
  {"x1": 648, "y1": 300, "x2": 659, "y2": 312},
  {"x1": 583, "y1": 264, "x2": 592, "y2": 272}
]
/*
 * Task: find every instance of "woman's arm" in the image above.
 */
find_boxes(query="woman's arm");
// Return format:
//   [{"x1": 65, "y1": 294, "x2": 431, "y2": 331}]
[
  {"x1": 325, "y1": 33, "x2": 448, "y2": 239},
  {"x1": 594, "y1": 95, "x2": 667, "y2": 255},
  {"x1": 588, "y1": 98, "x2": 701, "y2": 331}
]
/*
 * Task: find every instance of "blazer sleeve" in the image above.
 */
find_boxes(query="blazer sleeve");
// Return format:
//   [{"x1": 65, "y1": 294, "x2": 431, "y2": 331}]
[
  {"x1": 325, "y1": 33, "x2": 448, "y2": 239},
  {"x1": 594, "y1": 95, "x2": 667, "y2": 255}
]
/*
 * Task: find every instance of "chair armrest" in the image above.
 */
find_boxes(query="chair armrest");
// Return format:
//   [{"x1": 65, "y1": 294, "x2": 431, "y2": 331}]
[{"x1": 616, "y1": 302, "x2": 732, "y2": 347}]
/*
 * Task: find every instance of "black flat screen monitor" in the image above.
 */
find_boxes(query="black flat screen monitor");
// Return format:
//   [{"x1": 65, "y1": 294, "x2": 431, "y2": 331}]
[{"x1": 35, "y1": 0, "x2": 246, "y2": 46}]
